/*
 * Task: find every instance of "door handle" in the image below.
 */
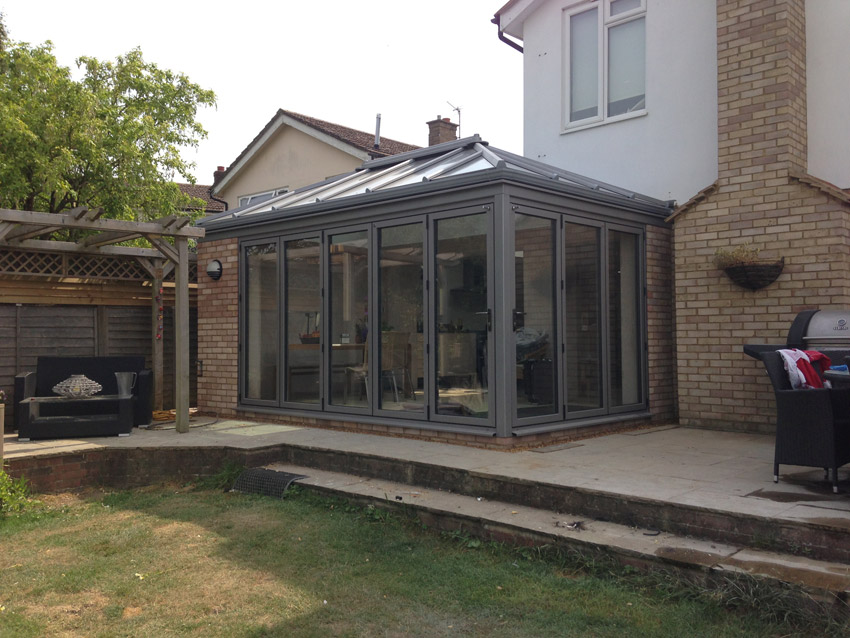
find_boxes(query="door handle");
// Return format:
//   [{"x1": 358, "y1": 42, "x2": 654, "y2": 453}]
[{"x1": 475, "y1": 309, "x2": 493, "y2": 332}]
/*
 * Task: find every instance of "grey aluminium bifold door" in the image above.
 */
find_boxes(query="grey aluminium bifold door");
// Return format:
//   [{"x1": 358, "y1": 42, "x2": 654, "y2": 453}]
[
  {"x1": 432, "y1": 211, "x2": 494, "y2": 427},
  {"x1": 514, "y1": 212, "x2": 560, "y2": 420},
  {"x1": 241, "y1": 240, "x2": 280, "y2": 406},
  {"x1": 376, "y1": 220, "x2": 427, "y2": 417},
  {"x1": 282, "y1": 234, "x2": 322, "y2": 407},
  {"x1": 327, "y1": 228, "x2": 371, "y2": 411}
]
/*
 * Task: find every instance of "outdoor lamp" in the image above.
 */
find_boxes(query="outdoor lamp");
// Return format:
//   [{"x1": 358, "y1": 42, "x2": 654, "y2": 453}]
[{"x1": 206, "y1": 259, "x2": 223, "y2": 281}]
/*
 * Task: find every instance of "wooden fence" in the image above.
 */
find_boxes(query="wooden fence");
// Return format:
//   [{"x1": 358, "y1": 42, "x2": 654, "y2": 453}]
[{"x1": 0, "y1": 247, "x2": 198, "y2": 432}]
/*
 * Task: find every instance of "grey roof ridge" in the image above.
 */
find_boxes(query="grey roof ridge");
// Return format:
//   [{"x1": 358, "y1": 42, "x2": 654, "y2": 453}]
[{"x1": 363, "y1": 134, "x2": 485, "y2": 170}]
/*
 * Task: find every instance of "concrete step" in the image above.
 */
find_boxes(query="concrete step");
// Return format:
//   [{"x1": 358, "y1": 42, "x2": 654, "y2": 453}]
[
  {"x1": 265, "y1": 462, "x2": 850, "y2": 618},
  {"x1": 274, "y1": 442, "x2": 850, "y2": 565}
]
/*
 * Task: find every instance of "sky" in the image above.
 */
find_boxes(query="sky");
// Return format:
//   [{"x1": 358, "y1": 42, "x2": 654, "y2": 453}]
[{"x1": 1, "y1": 0, "x2": 524, "y2": 185}]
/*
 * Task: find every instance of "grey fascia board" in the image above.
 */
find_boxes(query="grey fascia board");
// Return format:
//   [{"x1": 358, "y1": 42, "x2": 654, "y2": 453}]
[{"x1": 200, "y1": 166, "x2": 670, "y2": 238}]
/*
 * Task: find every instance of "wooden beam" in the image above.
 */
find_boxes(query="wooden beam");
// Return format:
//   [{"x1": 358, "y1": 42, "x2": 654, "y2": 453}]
[
  {"x1": 135, "y1": 257, "x2": 156, "y2": 279},
  {"x1": 0, "y1": 208, "x2": 204, "y2": 238},
  {"x1": 174, "y1": 237, "x2": 190, "y2": 433},
  {"x1": 145, "y1": 235, "x2": 179, "y2": 264},
  {"x1": 80, "y1": 231, "x2": 143, "y2": 248},
  {"x1": 0, "y1": 239, "x2": 163, "y2": 258},
  {"x1": 0, "y1": 222, "x2": 15, "y2": 241},
  {"x1": 4, "y1": 224, "x2": 62, "y2": 242}
]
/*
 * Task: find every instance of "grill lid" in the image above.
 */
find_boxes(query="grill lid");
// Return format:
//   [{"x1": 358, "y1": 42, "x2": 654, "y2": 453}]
[{"x1": 798, "y1": 309, "x2": 850, "y2": 348}]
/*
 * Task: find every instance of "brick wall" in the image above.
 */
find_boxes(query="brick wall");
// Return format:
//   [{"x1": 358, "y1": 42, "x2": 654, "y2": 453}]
[
  {"x1": 646, "y1": 225, "x2": 677, "y2": 423},
  {"x1": 673, "y1": 0, "x2": 850, "y2": 432},
  {"x1": 197, "y1": 238, "x2": 240, "y2": 417}
]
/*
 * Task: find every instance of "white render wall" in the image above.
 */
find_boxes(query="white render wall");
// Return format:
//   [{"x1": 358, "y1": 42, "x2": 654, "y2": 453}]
[
  {"x1": 521, "y1": 0, "x2": 718, "y2": 205},
  {"x1": 806, "y1": 0, "x2": 850, "y2": 189}
]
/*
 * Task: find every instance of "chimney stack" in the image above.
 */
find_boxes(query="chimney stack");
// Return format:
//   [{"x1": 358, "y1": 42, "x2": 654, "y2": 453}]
[
  {"x1": 716, "y1": 0, "x2": 808, "y2": 180},
  {"x1": 213, "y1": 165, "x2": 227, "y2": 185},
  {"x1": 427, "y1": 115, "x2": 459, "y2": 146}
]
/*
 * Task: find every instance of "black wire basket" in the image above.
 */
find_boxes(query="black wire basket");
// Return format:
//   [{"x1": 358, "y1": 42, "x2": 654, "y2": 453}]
[{"x1": 723, "y1": 257, "x2": 784, "y2": 290}]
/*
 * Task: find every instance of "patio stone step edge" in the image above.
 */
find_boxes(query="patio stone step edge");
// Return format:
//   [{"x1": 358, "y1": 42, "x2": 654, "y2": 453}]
[
  {"x1": 274, "y1": 442, "x2": 850, "y2": 566},
  {"x1": 265, "y1": 462, "x2": 850, "y2": 619}
]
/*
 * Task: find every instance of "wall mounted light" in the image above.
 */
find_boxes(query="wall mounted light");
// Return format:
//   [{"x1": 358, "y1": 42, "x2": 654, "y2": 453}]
[{"x1": 206, "y1": 259, "x2": 223, "y2": 281}]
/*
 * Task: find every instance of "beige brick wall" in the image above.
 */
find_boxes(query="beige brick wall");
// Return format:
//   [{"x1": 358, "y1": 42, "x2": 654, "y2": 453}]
[
  {"x1": 646, "y1": 225, "x2": 677, "y2": 423},
  {"x1": 197, "y1": 238, "x2": 240, "y2": 418},
  {"x1": 674, "y1": 0, "x2": 850, "y2": 432}
]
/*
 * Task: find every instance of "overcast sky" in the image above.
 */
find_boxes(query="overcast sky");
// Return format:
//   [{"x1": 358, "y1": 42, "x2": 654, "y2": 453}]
[{"x1": 2, "y1": 0, "x2": 524, "y2": 184}]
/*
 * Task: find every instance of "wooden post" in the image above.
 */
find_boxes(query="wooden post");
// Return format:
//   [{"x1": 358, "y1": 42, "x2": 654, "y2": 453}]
[
  {"x1": 152, "y1": 259, "x2": 164, "y2": 411},
  {"x1": 175, "y1": 238, "x2": 190, "y2": 433}
]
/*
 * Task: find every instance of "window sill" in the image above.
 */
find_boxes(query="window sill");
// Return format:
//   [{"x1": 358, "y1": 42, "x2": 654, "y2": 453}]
[{"x1": 561, "y1": 109, "x2": 647, "y2": 135}]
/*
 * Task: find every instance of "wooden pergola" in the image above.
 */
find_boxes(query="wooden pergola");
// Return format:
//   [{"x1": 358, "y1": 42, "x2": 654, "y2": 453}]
[{"x1": 0, "y1": 207, "x2": 204, "y2": 433}]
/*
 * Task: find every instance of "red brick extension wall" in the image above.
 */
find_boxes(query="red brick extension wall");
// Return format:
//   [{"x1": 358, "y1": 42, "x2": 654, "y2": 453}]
[
  {"x1": 673, "y1": 0, "x2": 850, "y2": 432},
  {"x1": 197, "y1": 238, "x2": 240, "y2": 418}
]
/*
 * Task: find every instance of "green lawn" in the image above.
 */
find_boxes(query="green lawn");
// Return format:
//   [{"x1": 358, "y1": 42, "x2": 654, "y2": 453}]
[{"x1": 0, "y1": 481, "x2": 836, "y2": 637}]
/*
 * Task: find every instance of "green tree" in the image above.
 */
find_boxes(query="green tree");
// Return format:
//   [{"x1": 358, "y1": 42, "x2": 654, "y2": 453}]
[{"x1": 0, "y1": 35, "x2": 215, "y2": 221}]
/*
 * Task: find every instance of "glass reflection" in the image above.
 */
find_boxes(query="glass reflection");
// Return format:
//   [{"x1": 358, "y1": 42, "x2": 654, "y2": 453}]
[
  {"x1": 329, "y1": 231, "x2": 370, "y2": 408},
  {"x1": 609, "y1": 230, "x2": 641, "y2": 406},
  {"x1": 435, "y1": 215, "x2": 489, "y2": 418},
  {"x1": 565, "y1": 223, "x2": 602, "y2": 412},
  {"x1": 515, "y1": 214, "x2": 558, "y2": 418},
  {"x1": 284, "y1": 237, "x2": 321, "y2": 404},
  {"x1": 379, "y1": 224, "x2": 424, "y2": 412},
  {"x1": 244, "y1": 243, "x2": 278, "y2": 401}
]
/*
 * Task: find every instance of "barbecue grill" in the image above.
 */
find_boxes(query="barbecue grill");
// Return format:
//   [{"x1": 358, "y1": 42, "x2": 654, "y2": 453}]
[{"x1": 744, "y1": 309, "x2": 850, "y2": 360}]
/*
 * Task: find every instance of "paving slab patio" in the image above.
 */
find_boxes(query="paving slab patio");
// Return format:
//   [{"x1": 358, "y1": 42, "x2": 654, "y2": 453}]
[{"x1": 4, "y1": 421, "x2": 849, "y2": 528}]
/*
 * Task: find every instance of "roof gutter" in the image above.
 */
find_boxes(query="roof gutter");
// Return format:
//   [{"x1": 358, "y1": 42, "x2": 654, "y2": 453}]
[{"x1": 492, "y1": 14, "x2": 523, "y2": 53}]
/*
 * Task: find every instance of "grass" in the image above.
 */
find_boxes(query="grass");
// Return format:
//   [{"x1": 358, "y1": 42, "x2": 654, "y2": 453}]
[{"x1": 0, "y1": 481, "x2": 841, "y2": 637}]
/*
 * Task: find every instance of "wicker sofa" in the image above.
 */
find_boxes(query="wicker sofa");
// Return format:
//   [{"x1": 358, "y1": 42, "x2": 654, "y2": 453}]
[{"x1": 14, "y1": 356, "x2": 153, "y2": 437}]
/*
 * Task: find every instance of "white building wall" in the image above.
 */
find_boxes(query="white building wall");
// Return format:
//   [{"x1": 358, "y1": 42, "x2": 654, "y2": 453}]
[
  {"x1": 520, "y1": 0, "x2": 717, "y2": 205},
  {"x1": 806, "y1": 0, "x2": 850, "y2": 189}
]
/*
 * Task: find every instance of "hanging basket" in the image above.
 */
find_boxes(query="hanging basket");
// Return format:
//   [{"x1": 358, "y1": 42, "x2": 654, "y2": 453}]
[{"x1": 723, "y1": 258, "x2": 784, "y2": 290}]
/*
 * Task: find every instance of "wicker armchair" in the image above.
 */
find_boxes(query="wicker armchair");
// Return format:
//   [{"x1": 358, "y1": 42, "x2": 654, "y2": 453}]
[{"x1": 761, "y1": 351, "x2": 850, "y2": 493}]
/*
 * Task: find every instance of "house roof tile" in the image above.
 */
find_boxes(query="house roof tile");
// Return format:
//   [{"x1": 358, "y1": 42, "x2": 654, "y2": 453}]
[{"x1": 178, "y1": 183, "x2": 227, "y2": 212}]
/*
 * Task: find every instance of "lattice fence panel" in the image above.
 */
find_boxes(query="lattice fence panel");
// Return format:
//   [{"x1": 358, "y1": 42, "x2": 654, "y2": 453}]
[
  {"x1": 1, "y1": 248, "x2": 197, "y2": 283},
  {"x1": 164, "y1": 261, "x2": 198, "y2": 283},
  {"x1": 0, "y1": 250, "x2": 64, "y2": 276},
  {"x1": 67, "y1": 254, "x2": 149, "y2": 281}
]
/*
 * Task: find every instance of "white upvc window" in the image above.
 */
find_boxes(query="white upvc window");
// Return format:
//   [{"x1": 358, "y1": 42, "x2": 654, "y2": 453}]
[
  {"x1": 238, "y1": 187, "x2": 289, "y2": 208},
  {"x1": 563, "y1": 0, "x2": 646, "y2": 129}
]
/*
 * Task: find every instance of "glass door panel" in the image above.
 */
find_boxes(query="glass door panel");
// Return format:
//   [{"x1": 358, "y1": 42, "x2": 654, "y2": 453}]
[
  {"x1": 608, "y1": 230, "x2": 642, "y2": 407},
  {"x1": 515, "y1": 213, "x2": 559, "y2": 418},
  {"x1": 434, "y1": 214, "x2": 489, "y2": 419},
  {"x1": 284, "y1": 237, "x2": 321, "y2": 404},
  {"x1": 378, "y1": 224, "x2": 425, "y2": 412},
  {"x1": 329, "y1": 231, "x2": 370, "y2": 408},
  {"x1": 244, "y1": 242, "x2": 279, "y2": 402},
  {"x1": 564, "y1": 222, "x2": 603, "y2": 412}
]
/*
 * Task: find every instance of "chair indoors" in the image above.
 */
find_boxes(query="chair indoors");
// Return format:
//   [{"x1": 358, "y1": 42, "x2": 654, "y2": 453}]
[
  {"x1": 381, "y1": 331, "x2": 411, "y2": 403},
  {"x1": 761, "y1": 350, "x2": 850, "y2": 493}
]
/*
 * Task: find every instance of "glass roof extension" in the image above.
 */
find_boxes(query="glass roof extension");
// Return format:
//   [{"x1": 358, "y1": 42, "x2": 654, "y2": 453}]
[{"x1": 198, "y1": 135, "x2": 673, "y2": 228}]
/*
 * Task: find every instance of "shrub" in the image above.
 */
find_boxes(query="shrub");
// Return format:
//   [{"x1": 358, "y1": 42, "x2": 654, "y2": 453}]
[{"x1": 0, "y1": 466, "x2": 32, "y2": 515}]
